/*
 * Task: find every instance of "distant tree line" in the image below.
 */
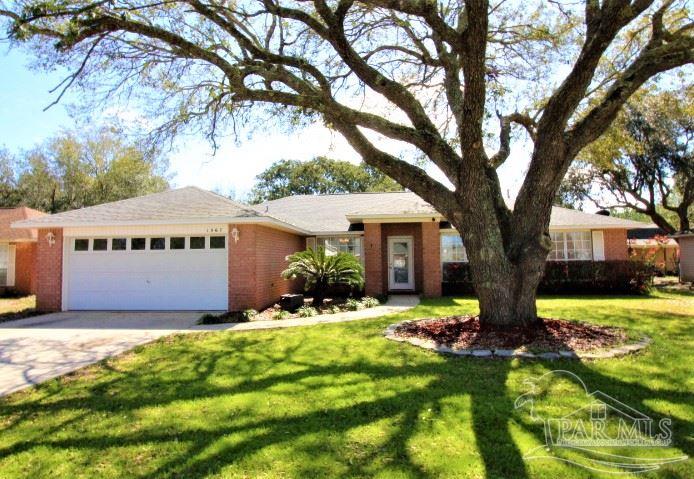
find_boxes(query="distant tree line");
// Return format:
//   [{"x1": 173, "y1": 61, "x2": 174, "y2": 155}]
[
  {"x1": 249, "y1": 156, "x2": 402, "y2": 204},
  {"x1": 0, "y1": 126, "x2": 170, "y2": 213}
]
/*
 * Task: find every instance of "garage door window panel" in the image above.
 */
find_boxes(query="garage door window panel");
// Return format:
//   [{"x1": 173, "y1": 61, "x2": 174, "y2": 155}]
[
  {"x1": 93, "y1": 239, "x2": 108, "y2": 251},
  {"x1": 131, "y1": 238, "x2": 146, "y2": 250},
  {"x1": 112, "y1": 238, "x2": 127, "y2": 251},
  {"x1": 150, "y1": 237, "x2": 166, "y2": 250},
  {"x1": 74, "y1": 239, "x2": 89, "y2": 251},
  {"x1": 190, "y1": 237, "x2": 205, "y2": 249},
  {"x1": 170, "y1": 237, "x2": 185, "y2": 250},
  {"x1": 210, "y1": 236, "x2": 226, "y2": 249}
]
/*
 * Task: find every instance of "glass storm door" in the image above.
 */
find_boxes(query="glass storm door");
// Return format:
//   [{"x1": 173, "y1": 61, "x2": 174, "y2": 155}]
[{"x1": 388, "y1": 237, "x2": 414, "y2": 290}]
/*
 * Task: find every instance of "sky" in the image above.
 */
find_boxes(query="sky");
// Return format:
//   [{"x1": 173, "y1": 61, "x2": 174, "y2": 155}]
[{"x1": 0, "y1": 46, "x2": 530, "y2": 202}]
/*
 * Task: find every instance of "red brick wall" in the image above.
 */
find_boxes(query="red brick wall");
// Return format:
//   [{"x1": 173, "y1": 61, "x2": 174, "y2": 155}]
[
  {"x1": 228, "y1": 224, "x2": 304, "y2": 311},
  {"x1": 363, "y1": 222, "x2": 443, "y2": 296},
  {"x1": 364, "y1": 223, "x2": 383, "y2": 296},
  {"x1": 14, "y1": 242, "x2": 38, "y2": 295},
  {"x1": 603, "y1": 229, "x2": 628, "y2": 260},
  {"x1": 380, "y1": 223, "x2": 423, "y2": 292},
  {"x1": 421, "y1": 221, "x2": 442, "y2": 297},
  {"x1": 35, "y1": 228, "x2": 63, "y2": 311}
]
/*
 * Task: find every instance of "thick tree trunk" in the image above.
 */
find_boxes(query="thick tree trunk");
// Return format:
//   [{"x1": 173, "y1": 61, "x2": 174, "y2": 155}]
[
  {"x1": 472, "y1": 254, "x2": 547, "y2": 328},
  {"x1": 449, "y1": 148, "x2": 554, "y2": 329}
]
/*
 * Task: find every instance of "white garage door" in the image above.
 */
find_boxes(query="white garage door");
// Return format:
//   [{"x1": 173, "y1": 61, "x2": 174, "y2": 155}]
[{"x1": 66, "y1": 235, "x2": 227, "y2": 310}]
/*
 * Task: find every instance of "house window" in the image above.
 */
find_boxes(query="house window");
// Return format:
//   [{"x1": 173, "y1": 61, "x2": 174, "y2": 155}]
[
  {"x1": 441, "y1": 233, "x2": 468, "y2": 283},
  {"x1": 320, "y1": 236, "x2": 362, "y2": 262},
  {"x1": 93, "y1": 239, "x2": 108, "y2": 251},
  {"x1": 210, "y1": 236, "x2": 225, "y2": 249},
  {"x1": 0, "y1": 244, "x2": 8, "y2": 286},
  {"x1": 74, "y1": 239, "x2": 89, "y2": 251},
  {"x1": 170, "y1": 237, "x2": 185, "y2": 250},
  {"x1": 441, "y1": 233, "x2": 468, "y2": 263},
  {"x1": 549, "y1": 231, "x2": 592, "y2": 261},
  {"x1": 190, "y1": 237, "x2": 205, "y2": 249},
  {"x1": 150, "y1": 237, "x2": 166, "y2": 250},
  {"x1": 112, "y1": 238, "x2": 127, "y2": 251},
  {"x1": 131, "y1": 238, "x2": 146, "y2": 251}
]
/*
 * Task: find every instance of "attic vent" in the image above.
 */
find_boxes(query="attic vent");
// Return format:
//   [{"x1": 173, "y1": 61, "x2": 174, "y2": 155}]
[{"x1": 595, "y1": 209, "x2": 611, "y2": 216}]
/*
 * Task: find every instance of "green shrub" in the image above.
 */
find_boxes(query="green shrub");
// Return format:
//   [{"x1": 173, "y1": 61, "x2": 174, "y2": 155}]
[
  {"x1": 328, "y1": 305, "x2": 342, "y2": 314},
  {"x1": 198, "y1": 310, "x2": 254, "y2": 325},
  {"x1": 345, "y1": 298, "x2": 362, "y2": 311},
  {"x1": 297, "y1": 305, "x2": 318, "y2": 318},
  {"x1": 273, "y1": 310, "x2": 291, "y2": 320},
  {"x1": 244, "y1": 309, "x2": 259, "y2": 320},
  {"x1": 442, "y1": 260, "x2": 657, "y2": 295},
  {"x1": 282, "y1": 247, "x2": 364, "y2": 306},
  {"x1": 360, "y1": 296, "x2": 380, "y2": 308}
]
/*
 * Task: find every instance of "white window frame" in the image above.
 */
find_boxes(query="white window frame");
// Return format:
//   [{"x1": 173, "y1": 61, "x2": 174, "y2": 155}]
[
  {"x1": 317, "y1": 236, "x2": 364, "y2": 264},
  {"x1": 548, "y1": 230, "x2": 593, "y2": 261},
  {"x1": 0, "y1": 243, "x2": 9, "y2": 287}
]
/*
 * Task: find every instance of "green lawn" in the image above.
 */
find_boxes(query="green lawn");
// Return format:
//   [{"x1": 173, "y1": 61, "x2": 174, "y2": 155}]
[{"x1": 0, "y1": 292, "x2": 691, "y2": 478}]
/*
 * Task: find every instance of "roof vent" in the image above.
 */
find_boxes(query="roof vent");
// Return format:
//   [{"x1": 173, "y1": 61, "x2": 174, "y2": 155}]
[{"x1": 595, "y1": 209, "x2": 611, "y2": 216}]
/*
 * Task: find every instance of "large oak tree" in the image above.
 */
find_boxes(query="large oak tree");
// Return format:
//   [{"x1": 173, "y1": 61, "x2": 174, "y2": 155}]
[
  {"x1": 563, "y1": 87, "x2": 693, "y2": 233},
  {"x1": 2, "y1": 1, "x2": 692, "y2": 327}
]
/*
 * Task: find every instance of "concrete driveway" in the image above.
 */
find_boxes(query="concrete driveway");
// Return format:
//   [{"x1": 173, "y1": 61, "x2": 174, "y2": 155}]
[
  {"x1": 0, "y1": 296, "x2": 419, "y2": 397},
  {"x1": 0, "y1": 311, "x2": 205, "y2": 397}
]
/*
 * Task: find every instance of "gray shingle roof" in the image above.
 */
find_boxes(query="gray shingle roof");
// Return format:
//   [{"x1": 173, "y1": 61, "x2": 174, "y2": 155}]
[
  {"x1": 13, "y1": 188, "x2": 650, "y2": 233},
  {"x1": 256, "y1": 191, "x2": 650, "y2": 232},
  {"x1": 13, "y1": 187, "x2": 264, "y2": 227},
  {"x1": 253, "y1": 192, "x2": 439, "y2": 233}
]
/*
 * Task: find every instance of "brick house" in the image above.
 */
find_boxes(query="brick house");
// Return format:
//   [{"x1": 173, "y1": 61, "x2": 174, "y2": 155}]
[
  {"x1": 1, "y1": 207, "x2": 46, "y2": 295},
  {"x1": 12, "y1": 187, "x2": 648, "y2": 312}
]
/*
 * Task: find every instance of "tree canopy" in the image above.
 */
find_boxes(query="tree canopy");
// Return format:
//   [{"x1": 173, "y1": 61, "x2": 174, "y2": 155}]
[
  {"x1": 249, "y1": 156, "x2": 402, "y2": 203},
  {"x1": 562, "y1": 87, "x2": 693, "y2": 233},
  {"x1": 1, "y1": 1, "x2": 691, "y2": 326},
  {"x1": 0, "y1": 126, "x2": 170, "y2": 213}
]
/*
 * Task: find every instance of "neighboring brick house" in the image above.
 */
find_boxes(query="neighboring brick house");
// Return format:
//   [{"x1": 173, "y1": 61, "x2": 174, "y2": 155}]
[
  {"x1": 12, "y1": 187, "x2": 649, "y2": 312},
  {"x1": 0, "y1": 207, "x2": 46, "y2": 295},
  {"x1": 627, "y1": 227, "x2": 680, "y2": 275}
]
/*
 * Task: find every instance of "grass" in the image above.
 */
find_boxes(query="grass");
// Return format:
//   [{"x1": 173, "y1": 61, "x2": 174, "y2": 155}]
[
  {"x1": 0, "y1": 291, "x2": 691, "y2": 478},
  {"x1": 0, "y1": 295, "x2": 39, "y2": 323}
]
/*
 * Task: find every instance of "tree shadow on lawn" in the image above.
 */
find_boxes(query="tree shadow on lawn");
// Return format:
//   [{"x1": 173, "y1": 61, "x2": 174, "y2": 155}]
[{"x1": 0, "y1": 322, "x2": 692, "y2": 478}]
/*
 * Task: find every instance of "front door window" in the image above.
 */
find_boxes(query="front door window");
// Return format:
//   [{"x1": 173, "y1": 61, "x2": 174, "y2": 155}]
[{"x1": 389, "y1": 238, "x2": 413, "y2": 290}]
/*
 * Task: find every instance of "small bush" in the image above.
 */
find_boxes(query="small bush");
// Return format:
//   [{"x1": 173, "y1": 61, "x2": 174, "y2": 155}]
[
  {"x1": 244, "y1": 309, "x2": 259, "y2": 320},
  {"x1": 297, "y1": 306, "x2": 318, "y2": 318},
  {"x1": 273, "y1": 310, "x2": 291, "y2": 320},
  {"x1": 328, "y1": 305, "x2": 342, "y2": 314},
  {"x1": 345, "y1": 298, "x2": 363, "y2": 311},
  {"x1": 361, "y1": 296, "x2": 380, "y2": 308},
  {"x1": 198, "y1": 310, "x2": 253, "y2": 325},
  {"x1": 442, "y1": 260, "x2": 656, "y2": 295}
]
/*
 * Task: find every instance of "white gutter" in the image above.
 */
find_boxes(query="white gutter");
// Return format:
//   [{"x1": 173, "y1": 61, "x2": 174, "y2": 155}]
[{"x1": 11, "y1": 216, "x2": 311, "y2": 236}]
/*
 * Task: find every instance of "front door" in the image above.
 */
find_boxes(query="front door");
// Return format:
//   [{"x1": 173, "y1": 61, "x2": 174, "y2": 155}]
[{"x1": 388, "y1": 237, "x2": 414, "y2": 290}]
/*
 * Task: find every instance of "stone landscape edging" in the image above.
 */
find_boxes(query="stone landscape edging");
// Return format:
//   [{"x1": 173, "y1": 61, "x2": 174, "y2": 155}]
[{"x1": 384, "y1": 320, "x2": 651, "y2": 360}]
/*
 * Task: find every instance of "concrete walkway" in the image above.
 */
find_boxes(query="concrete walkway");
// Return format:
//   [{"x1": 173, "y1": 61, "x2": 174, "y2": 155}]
[
  {"x1": 194, "y1": 295, "x2": 420, "y2": 332},
  {"x1": 0, "y1": 296, "x2": 418, "y2": 397}
]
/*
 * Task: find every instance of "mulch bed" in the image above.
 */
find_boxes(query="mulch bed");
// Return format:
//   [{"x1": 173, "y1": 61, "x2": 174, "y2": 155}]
[{"x1": 394, "y1": 316, "x2": 627, "y2": 352}]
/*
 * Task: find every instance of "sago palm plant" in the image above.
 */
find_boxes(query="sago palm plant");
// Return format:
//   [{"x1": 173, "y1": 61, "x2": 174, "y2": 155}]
[{"x1": 282, "y1": 247, "x2": 364, "y2": 306}]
